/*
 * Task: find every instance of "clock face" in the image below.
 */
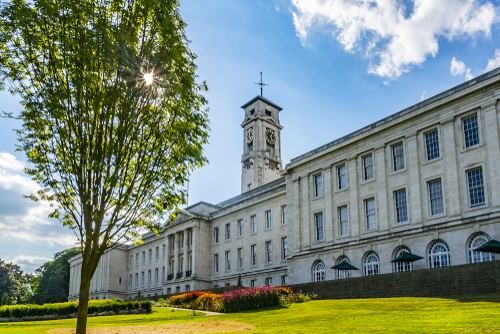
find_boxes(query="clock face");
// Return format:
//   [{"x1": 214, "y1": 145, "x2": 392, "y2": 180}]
[
  {"x1": 266, "y1": 128, "x2": 276, "y2": 145},
  {"x1": 245, "y1": 128, "x2": 254, "y2": 144}
]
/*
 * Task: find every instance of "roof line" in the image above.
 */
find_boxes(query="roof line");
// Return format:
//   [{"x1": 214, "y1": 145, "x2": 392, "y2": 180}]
[
  {"x1": 289, "y1": 67, "x2": 500, "y2": 165},
  {"x1": 241, "y1": 96, "x2": 283, "y2": 111}
]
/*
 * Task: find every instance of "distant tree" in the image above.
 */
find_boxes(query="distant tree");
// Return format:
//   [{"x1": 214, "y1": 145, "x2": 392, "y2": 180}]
[
  {"x1": 137, "y1": 290, "x2": 142, "y2": 299},
  {"x1": 30, "y1": 249, "x2": 81, "y2": 304},
  {"x1": 0, "y1": 0, "x2": 209, "y2": 333},
  {"x1": 237, "y1": 273, "x2": 243, "y2": 289},
  {"x1": 0, "y1": 259, "x2": 23, "y2": 302},
  {"x1": 1, "y1": 292, "x2": 10, "y2": 306}
]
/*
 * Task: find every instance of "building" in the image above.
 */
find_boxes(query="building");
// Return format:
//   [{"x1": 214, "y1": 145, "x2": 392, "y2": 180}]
[{"x1": 68, "y1": 68, "x2": 500, "y2": 301}]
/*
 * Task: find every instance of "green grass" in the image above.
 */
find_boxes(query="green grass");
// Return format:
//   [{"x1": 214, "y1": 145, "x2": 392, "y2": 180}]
[{"x1": 2, "y1": 294, "x2": 500, "y2": 333}]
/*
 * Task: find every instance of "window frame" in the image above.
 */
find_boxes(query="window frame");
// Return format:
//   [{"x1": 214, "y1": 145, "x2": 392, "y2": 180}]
[
  {"x1": 265, "y1": 240, "x2": 273, "y2": 264},
  {"x1": 281, "y1": 237, "x2": 288, "y2": 261},
  {"x1": 225, "y1": 251, "x2": 231, "y2": 272},
  {"x1": 214, "y1": 227, "x2": 219, "y2": 244},
  {"x1": 312, "y1": 261, "x2": 326, "y2": 282},
  {"x1": 468, "y1": 233, "x2": 494, "y2": 264},
  {"x1": 394, "y1": 188, "x2": 409, "y2": 224},
  {"x1": 238, "y1": 248, "x2": 243, "y2": 269},
  {"x1": 251, "y1": 215, "x2": 257, "y2": 234},
  {"x1": 225, "y1": 223, "x2": 231, "y2": 241},
  {"x1": 428, "y1": 240, "x2": 451, "y2": 268},
  {"x1": 391, "y1": 142, "x2": 405, "y2": 172},
  {"x1": 363, "y1": 252, "x2": 380, "y2": 276},
  {"x1": 462, "y1": 113, "x2": 481, "y2": 149},
  {"x1": 362, "y1": 154, "x2": 374, "y2": 181},
  {"x1": 281, "y1": 205, "x2": 287, "y2": 225},
  {"x1": 251, "y1": 244, "x2": 257, "y2": 267},
  {"x1": 313, "y1": 173, "x2": 323, "y2": 197},
  {"x1": 364, "y1": 198, "x2": 377, "y2": 231},
  {"x1": 265, "y1": 210, "x2": 272, "y2": 229},
  {"x1": 238, "y1": 219, "x2": 244, "y2": 237},
  {"x1": 336, "y1": 164, "x2": 347, "y2": 190},
  {"x1": 467, "y1": 167, "x2": 486, "y2": 207},
  {"x1": 428, "y1": 179, "x2": 444, "y2": 216},
  {"x1": 338, "y1": 205, "x2": 349, "y2": 237},
  {"x1": 214, "y1": 254, "x2": 219, "y2": 273},
  {"x1": 424, "y1": 129, "x2": 440, "y2": 161},
  {"x1": 314, "y1": 212, "x2": 324, "y2": 241}
]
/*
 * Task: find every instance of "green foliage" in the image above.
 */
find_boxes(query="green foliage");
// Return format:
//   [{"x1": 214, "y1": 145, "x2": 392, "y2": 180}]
[
  {"x1": 236, "y1": 273, "x2": 243, "y2": 289},
  {"x1": 29, "y1": 249, "x2": 81, "y2": 305},
  {"x1": 0, "y1": 260, "x2": 33, "y2": 304},
  {"x1": 1, "y1": 293, "x2": 9, "y2": 306},
  {"x1": 137, "y1": 290, "x2": 141, "y2": 299},
  {"x1": 0, "y1": 299, "x2": 152, "y2": 320}
]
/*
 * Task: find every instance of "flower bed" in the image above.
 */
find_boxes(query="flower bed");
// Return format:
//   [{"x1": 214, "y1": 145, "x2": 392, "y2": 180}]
[
  {"x1": 0, "y1": 299, "x2": 152, "y2": 322},
  {"x1": 215, "y1": 286, "x2": 283, "y2": 313}
]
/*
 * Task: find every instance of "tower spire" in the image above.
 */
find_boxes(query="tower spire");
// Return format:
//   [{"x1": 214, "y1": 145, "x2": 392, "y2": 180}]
[{"x1": 255, "y1": 71, "x2": 268, "y2": 97}]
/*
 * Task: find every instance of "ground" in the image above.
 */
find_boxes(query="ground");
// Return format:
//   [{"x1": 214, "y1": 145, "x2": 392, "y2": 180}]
[{"x1": 2, "y1": 294, "x2": 500, "y2": 333}]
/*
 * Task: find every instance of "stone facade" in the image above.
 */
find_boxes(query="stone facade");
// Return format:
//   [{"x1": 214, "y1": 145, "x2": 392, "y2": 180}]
[{"x1": 68, "y1": 68, "x2": 500, "y2": 301}]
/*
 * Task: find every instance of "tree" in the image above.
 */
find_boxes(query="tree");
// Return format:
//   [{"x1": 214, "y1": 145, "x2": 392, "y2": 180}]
[
  {"x1": 0, "y1": 1, "x2": 209, "y2": 333},
  {"x1": 0, "y1": 259, "x2": 28, "y2": 302},
  {"x1": 2, "y1": 292, "x2": 10, "y2": 306},
  {"x1": 237, "y1": 273, "x2": 243, "y2": 289},
  {"x1": 31, "y1": 248, "x2": 81, "y2": 304},
  {"x1": 137, "y1": 290, "x2": 142, "y2": 299}
]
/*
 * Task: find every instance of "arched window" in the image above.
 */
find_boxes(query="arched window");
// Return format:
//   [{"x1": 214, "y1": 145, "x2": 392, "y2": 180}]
[
  {"x1": 428, "y1": 240, "x2": 450, "y2": 268},
  {"x1": 313, "y1": 261, "x2": 326, "y2": 282},
  {"x1": 468, "y1": 234, "x2": 494, "y2": 263},
  {"x1": 393, "y1": 246, "x2": 412, "y2": 273},
  {"x1": 364, "y1": 252, "x2": 379, "y2": 276},
  {"x1": 337, "y1": 256, "x2": 351, "y2": 279}
]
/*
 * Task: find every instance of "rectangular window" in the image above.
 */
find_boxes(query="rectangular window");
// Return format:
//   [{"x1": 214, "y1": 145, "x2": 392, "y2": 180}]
[
  {"x1": 338, "y1": 165, "x2": 347, "y2": 190},
  {"x1": 147, "y1": 270, "x2": 151, "y2": 285},
  {"x1": 189, "y1": 229, "x2": 193, "y2": 246},
  {"x1": 281, "y1": 237, "x2": 287, "y2": 260},
  {"x1": 426, "y1": 130, "x2": 440, "y2": 160},
  {"x1": 188, "y1": 255, "x2": 192, "y2": 271},
  {"x1": 155, "y1": 247, "x2": 159, "y2": 260},
  {"x1": 339, "y1": 206, "x2": 348, "y2": 236},
  {"x1": 169, "y1": 258, "x2": 174, "y2": 275},
  {"x1": 281, "y1": 275, "x2": 288, "y2": 286},
  {"x1": 238, "y1": 248, "x2": 243, "y2": 269},
  {"x1": 185, "y1": 285, "x2": 191, "y2": 292},
  {"x1": 129, "y1": 256, "x2": 133, "y2": 267},
  {"x1": 214, "y1": 254, "x2": 219, "y2": 273},
  {"x1": 176, "y1": 286, "x2": 180, "y2": 293},
  {"x1": 214, "y1": 227, "x2": 219, "y2": 244},
  {"x1": 167, "y1": 288, "x2": 171, "y2": 294},
  {"x1": 155, "y1": 268, "x2": 158, "y2": 284},
  {"x1": 238, "y1": 220, "x2": 243, "y2": 237},
  {"x1": 266, "y1": 241, "x2": 272, "y2": 263},
  {"x1": 468, "y1": 168, "x2": 485, "y2": 206},
  {"x1": 135, "y1": 273, "x2": 138, "y2": 287},
  {"x1": 225, "y1": 251, "x2": 231, "y2": 271},
  {"x1": 365, "y1": 199, "x2": 376, "y2": 230},
  {"x1": 148, "y1": 249, "x2": 152, "y2": 262},
  {"x1": 226, "y1": 223, "x2": 231, "y2": 240},
  {"x1": 141, "y1": 272, "x2": 144, "y2": 287},
  {"x1": 180, "y1": 257, "x2": 183, "y2": 273},
  {"x1": 265, "y1": 277, "x2": 272, "y2": 286},
  {"x1": 392, "y1": 143, "x2": 405, "y2": 171},
  {"x1": 225, "y1": 283, "x2": 230, "y2": 287},
  {"x1": 282, "y1": 206, "x2": 287, "y2": 225},
  {"x1": 251, "y1": 244, "x2": 257, "y2": 266},
  {"x1": 162, "y1": 245, "x2": 166, "y2": 259},
  {"x1": 129, "y1": 275, "x2": 132, "y2": 288},
  {"x1": 170, "y1": 236, "x2": 175, "y2": 251},
  {"x1": 395, "y1": 190, "x2": 408, "y2": 223},
  {"x1": 428, "y1": 180, "x2": 444, "y2": 215},
  {"x1": 251, "y1": 215, "x2": 257, "y2": 233},
  {"x1": 464, "y1": 115, "x2": 480, "y2": 148},
  {"x1": 180, "y1": 233, "x2": 184, "y2": 248},
  {"x1": 162, "y1": 266, "x2": 165, "y2": 282},
  {"x1": 266, "y1": 210, "x2": 272, "y2": 229},
  {"x1": 363, "y1": 155, "x2": 374, "y2": 181},
  {"x1": 142, "y1": 252, "x2": 145, "y2": 264},
  {"x1": 250, "y1": 280, "x2": 256, "y2": 287},
  {"x1": 135, "y1": 254, "x2": 139, "y2": 267},
  {"x1": 314, "y1": 174, "x2": 323, "y2": 197},
  {"x1": 315, "y1": 213, "x2": 324, "y2": 241}
]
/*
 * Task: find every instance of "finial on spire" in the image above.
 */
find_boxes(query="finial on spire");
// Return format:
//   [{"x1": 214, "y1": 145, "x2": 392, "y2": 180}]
[{"x1": 255, "y1": 71, "x2": 268, "y2": 97}]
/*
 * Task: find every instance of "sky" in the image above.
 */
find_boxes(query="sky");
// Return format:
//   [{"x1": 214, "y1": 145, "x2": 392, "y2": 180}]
[{"x1": 1, "y1": 0, "x2": 500, "y2": 273}]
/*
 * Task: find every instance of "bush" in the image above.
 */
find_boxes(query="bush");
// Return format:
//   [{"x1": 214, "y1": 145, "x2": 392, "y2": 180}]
[
  {"x1": 216, "y1": 286, "x2": 281, "y2": 313},
  {"x1": 2, "y1": 293, "x2": 10, "y2": 306},
  {"x1": 0, "y1": 298, "x2": 150, "y2": 320},
  {"x1": 168, "y1": 291, "x2": 207, "y2": 306},
  {"x1": 196, "y1": 293, "x2": 221, "y2": 312}
]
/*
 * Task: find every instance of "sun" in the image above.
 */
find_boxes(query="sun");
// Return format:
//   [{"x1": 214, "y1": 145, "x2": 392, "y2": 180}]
[{"x1": 143, "y1": 71, "x2": 154, "y2": 85}]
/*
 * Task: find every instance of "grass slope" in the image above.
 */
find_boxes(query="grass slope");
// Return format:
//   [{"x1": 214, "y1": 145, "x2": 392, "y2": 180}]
[{"x1": 2, "y1": 294, "x2": 500, "y2": 333}]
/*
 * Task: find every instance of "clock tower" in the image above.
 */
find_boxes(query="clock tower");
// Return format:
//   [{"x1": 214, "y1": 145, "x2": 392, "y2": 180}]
[{"x1": 240, "y1": 96, "x2": 283, "y2": 193}]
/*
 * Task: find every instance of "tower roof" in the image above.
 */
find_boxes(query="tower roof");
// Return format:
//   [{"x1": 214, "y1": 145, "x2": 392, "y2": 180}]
[{"x1": 241, "y1": 96, "x2": 283, "y2": 111}]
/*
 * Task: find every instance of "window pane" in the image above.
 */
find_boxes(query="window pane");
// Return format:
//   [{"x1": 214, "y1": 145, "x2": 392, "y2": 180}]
[
  {"x1": 395, "y1": 190, "x2": 408, "y2": 223},
  {"x1": 315, "y1": 213, "x2": 323, "y2": 241},
  {"x1": 464, "y1": 116, "x2": 480, "y2": 148},
  {"x1": 428, "y1": 180, "x2": 444, "y2": 215},
  {"x1": 315, "y1": 174, "x2": 323, "y2": 197},
  {"x1": 392, "y1": 144, "x2": 405, "y2": 171},
  {"x1": 468, "y1": 168, "x2": 485, "y2": 206},
  {"x1": 365, "y1": 199, "x2": 376, "y2": 230},
  {"x1": 363, "y1": 155, "x2": 374, "y2": 180},
  {"x1": 426, "y1": 130, "x2": 440, "y2": 160},
  {"x1": 338, "y1": 166, "x2": 347, "y2": 189},
  {"x1": 339, "y1": 206, "x2": 348, "y2": 236}
]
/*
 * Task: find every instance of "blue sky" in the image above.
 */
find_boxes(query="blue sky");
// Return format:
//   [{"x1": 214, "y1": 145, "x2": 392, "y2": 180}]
[{"x1": 1, "y1": 0, "x2": 499, "y2": 272}]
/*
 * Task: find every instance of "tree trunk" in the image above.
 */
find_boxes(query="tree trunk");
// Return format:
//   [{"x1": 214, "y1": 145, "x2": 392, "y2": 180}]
[{"x1": 76, "y1": 268, "x2": 92, "y2": 334}]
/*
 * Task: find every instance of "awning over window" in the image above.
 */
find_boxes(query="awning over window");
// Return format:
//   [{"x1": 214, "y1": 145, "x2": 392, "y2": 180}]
[
  {"x1": 474, "y1": 239, "x2": 500, "y2": 255},
  {"x1": 390, "y1": 253, "x2": 424, "y2": 263},
  {"x1": 331, "y1": 263, "x2": 359, "y2": 270}
]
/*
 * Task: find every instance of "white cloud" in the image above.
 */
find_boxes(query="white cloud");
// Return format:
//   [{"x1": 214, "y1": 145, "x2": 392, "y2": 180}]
[
  {"x1": 0, "y1": 152, "x2": 24, "y2": 171},
  {"x1": 451, "y1": 57, "x2": 474, "y2": 80},
  {"x1": 485, "y1": 48, "x2": 500, "y2": 72},
  {"x1": 275, "y1": 5, "x2": 280, "y2": 11},
  {"x1": 420, "y1": 91, "x2": 426, "y2": 101},
  {"x1": 291, "y1": 0, "x2": 498, "y2": 80}
]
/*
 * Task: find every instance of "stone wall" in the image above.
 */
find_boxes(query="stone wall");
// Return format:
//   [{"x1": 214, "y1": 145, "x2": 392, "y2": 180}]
[{"x1": 288, "y1": 261, "x2": 500, "y2": 300}]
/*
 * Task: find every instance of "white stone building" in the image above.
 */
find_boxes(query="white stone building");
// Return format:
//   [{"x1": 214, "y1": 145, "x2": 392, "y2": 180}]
[{"x1": 68, "y1": 68, "x2": 500, "y2": 301}]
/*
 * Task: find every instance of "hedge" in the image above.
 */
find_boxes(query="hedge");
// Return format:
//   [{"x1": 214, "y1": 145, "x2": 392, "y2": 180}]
[{"x1": 0, "y1": 299, "x2": 151, "y2": 319}]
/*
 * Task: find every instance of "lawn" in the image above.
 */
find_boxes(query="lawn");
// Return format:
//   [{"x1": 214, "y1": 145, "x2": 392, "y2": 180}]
[{"x1": 2, "y1": 294, "x2": 500, "y2": 333}]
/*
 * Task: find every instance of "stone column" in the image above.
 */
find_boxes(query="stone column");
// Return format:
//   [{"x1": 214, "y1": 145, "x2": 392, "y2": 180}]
[
  {"x1": 483, "y1": 100, "x2": 500, "y2": 208},
  {"x1": 173, "y1": 233, "x2": 179, "y2": 275},
  {"x1": 347, "y1": 156, "x2": 359, "y2": 237},
  {"x1": 442, "y1": 117, "x2": 461, "y2": 217},
  {"x1": 301, "y1": 175, "x2": 310, "y2": 249},
  {"x1": 323, "y1": 167, "x2": 334, "y2": 243},
  {"x1": 192, "y1": 226, "x2": 198, "y2": 277},
  {"x1": 407, "y1": 132, "x2": 422, "y2": 224},
  {"x1": 182, "y1": 230, "x2": 188, "y2": 277},
  {"x1": 291, "y1": 176, "x2": 300, "y2": 255},
  {"x1": 375, "y1": 145, "x2": 389, "y2": 232}
]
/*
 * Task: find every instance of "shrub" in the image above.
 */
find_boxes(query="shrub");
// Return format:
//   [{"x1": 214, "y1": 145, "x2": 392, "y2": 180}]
[
  {"x1": 158, "y1": 298, "x2": 165, "y2": 304},
  {"x1": 196, "y1": 293, "x2": 221, "y2": 311},
  {"x1": 2, "y1": 293, "x2": 10, "y2": 306},
  {"x1": 216, "y1": 286, "x2": 281, "y2": 313},
  {"x1": 168, "y1": 291, "x2": 208, "y2": 306}
]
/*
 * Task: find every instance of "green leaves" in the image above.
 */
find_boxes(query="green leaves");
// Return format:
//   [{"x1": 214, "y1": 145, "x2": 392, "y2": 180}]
[{"x1": 0, "y1": 0, "x2": 209, "y2": 279}]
